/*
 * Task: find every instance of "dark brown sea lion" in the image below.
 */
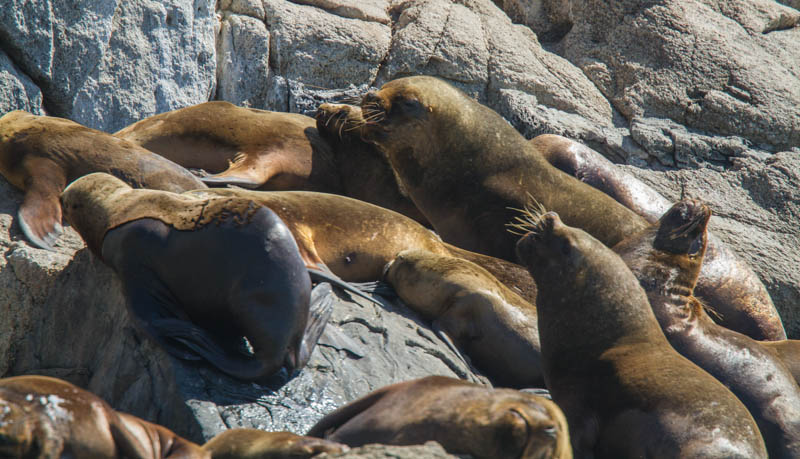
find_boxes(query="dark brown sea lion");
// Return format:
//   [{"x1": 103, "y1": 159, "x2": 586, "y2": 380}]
[
  {"x1": 0, "y1": 110, "x2": 205, "y2": 251},
  {"x1": 307, "y1": 375, "x2": 571, "y2": 459},
  {"x1": 315, "y1": 102, "x2": 430, "y2": 227},
  {"x1": 0, "y1": 375, "x2": 208, "y2": 458},
  {"x1": 515, "y1": 211, "x2": 767, "y2": 457},
  {"x1": 202, "y1": 428, "x2": 347, "y2": 459},
  {"x1": 114, "y1": 101, "x2": 341, "y2": 192},
  {"x1": 184, "y1": 188, "x2": 537, "y2": 303},
  {"x1": 614, "y1": 199, "x2": 800, "y2": 458},
  {"x1": 384, "y1": 249, "x2": 542, "y2": 388},
  {"x1": 60, "y1": 173, "x2": 330, "y2": 382},
  {"x1": 534, "y1": 133, "x2": 785, "y2": 341},
  {"x1": 357, "y1": 75, "x2": 648, "y2": 262}
]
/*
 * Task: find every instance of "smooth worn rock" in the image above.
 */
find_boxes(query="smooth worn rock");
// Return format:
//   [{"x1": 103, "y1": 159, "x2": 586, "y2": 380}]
[{"x1": 315, "y1": 442, "x2": 457, "y2": 458}]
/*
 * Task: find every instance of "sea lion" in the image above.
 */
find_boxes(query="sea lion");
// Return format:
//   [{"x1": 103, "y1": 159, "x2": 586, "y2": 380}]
[
  {"x1": 307, "y1": 375, "x2": 571, "y2": 459},
  {"x1": 60, "y1": 173, "x2": 331, "y2": 382},
  {"x1": 0, "y1": 375, "x2": 208, "y2": 458},
  {"x1": 762, "y1": 340, "x2": 800, "y2": 386},
  {"x1": 614, "y1": 199, "x2": 800, "y2": 458},
  {"x1": 184, "y1": 188, "x2": 538, "y2": 303},
  {"x1": 384, "y1": 249, "x2": 542, "y2": 388},
  {"x1": 202, "y1": 428, "x2": 347, "y2": 459},
  {"x1": 357, "y1": 75, "x2": 648, "y2": 262},
  {"x1": 534, "y1": 133, "x2": 785, "y2": 341},
  {"x1": 114, "y1": 101, "x2": 342, "y2": 192},
  {"x1": 315, "y1": 102, "x2": 430, "y2": 226},
  {"x1": 0, "y1": 110, "x2": 205, "y2": 251},
  {"x1": 514, "y1": 211, "x2": 767, "y2": 457}
]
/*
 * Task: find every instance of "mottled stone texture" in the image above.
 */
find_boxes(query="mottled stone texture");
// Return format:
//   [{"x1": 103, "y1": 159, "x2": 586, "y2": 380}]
[{"x1": 1, "y1": 0, "x2": 798, "y2": 456}]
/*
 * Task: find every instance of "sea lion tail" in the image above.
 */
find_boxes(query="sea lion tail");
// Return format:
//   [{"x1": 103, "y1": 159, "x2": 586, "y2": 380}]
[
  {"x1": 150, "y1": 318, "x2": 272, "y2": 381},
  {"x1": 296, "y1": 282, "x2": 336, "y2": 369},
  {"x1": 307, "y1": 267, "x2": 383, "y2": 306}
]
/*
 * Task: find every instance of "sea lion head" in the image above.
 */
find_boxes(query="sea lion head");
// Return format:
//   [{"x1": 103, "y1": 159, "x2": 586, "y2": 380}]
[
  {"x1": 614, "y1": 199, "x2": 711, "y2": 295},
  {"x1": 486, "y1": 392, "x2": 571, "y2": 459},
  {"x1": 61, "y1": 173, "x2": 135, "y2": 256},
  {"x1": 359, "y1": 76, "x2": 479, "y2": 165}
]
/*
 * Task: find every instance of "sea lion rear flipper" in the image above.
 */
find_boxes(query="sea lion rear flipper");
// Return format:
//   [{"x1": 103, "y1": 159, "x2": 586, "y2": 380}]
[
  {"x1": 18, "y1": 166, "x2": 66, "y2": 251},
  {"x1": 307, "y1": 265, "x2": 383, "y2": 307},
  {"x1": 306, "y1": 384, "x2": 398, "y2": 439},
  {"x1": 296, "y1": 283, "x2": 336, "y2": 368}
]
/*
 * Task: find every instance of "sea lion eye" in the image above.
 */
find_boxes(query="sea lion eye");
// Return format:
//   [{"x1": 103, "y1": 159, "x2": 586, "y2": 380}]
[{"x1": 392, "y1": 97, "x2": 425, "y2": 118}]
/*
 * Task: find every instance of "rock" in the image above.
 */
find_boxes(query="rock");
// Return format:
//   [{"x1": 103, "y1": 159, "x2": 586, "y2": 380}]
[
  {"x1": 0, "y1": 50, "x2": 44, "y2": 115},
  {"x1": 0, "y1": 175, "x2": 486, "y2": 445},
  {"x1": 316, "y1": 442, "x2": 457, "y2": 458},
  {"x1": 558, "y1": 0, "x2": 800, "y2": 150},
  {"x1": 492, "y1": 0, "x2": 573, "y2": 42},
  {"x1": 292, "y1": 0, "x2": 391, "y2": 24},
  {"x1": 215, "y1": 13, "x2": 271, "y2": 108},
  {"x1": 0, "y1": 0, "x2": 216, "y2": 132}
]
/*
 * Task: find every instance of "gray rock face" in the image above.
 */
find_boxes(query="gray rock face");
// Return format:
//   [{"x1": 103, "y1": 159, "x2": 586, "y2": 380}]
[
  {"x1": 559, "y1": 0, "x2": 800, "y2": 150},
  {"x1": 0, "y1": 50, "x2": 44, "y2": 116}
]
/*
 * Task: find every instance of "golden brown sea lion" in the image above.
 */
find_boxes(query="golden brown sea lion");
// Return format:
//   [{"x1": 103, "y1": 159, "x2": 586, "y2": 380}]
[
  {"x1": 202, "y1": 428, "x2": 348, "y2": 459},
  {"x1": 614, "y1": 199, "x2": 800, "y2": 458},
  {"x1": 307, "y1": 375, "x2": 571, "y2": 459},
  {"x1": 384, "y1": 249, "x2": 542, "y2": 388},
  {"x1": 358, "y1": 75, "x2": 648, "y2": 262},
  {"x1": 0, "y1": 375, "x2": 208, "y2": 458},
  {"x1": 315, "y1": 102, "x2": 430, "y2": 226},
  {"x1": 515, "y1": 210, "x2": 767, "y2": 457},
  {"x1": 60, "y1": 173, "x2": 332, "y2": 382},
  {"x1": 0, "y1": 110, "x2": 205, "y2": 251},
  {"x1": 114, "y1": 101, "x2": 342, "y2": 192},
  {"x1": 184, "y1": 188, "x2": 537, "y2": 303},
  {"x1": 534, "y1": 133, "x2": 785, "y2": 341}
]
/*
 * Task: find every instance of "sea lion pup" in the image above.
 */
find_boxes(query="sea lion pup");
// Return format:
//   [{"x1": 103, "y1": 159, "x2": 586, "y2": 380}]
[
  {"x1": 384, "y1": 249, "x2": 542, "y2": 388},
  {"x1": 315, "y1": 102, "x2": 430, "y2": 227},
  {"x1": 307, "y1": 375, "x2": 571, "y2": 459},
  {"x1": 357, "y1": 75, "x2": 648, "y2": 263},
  {"x1": 514, "y1": 211, "x2": 767, "y2": 458},
  {"x1": 202, "y1": 429, "x2": 347, "y2": 459},
  {"x1": 534, "y1": 133, "x2": 785, "y2": 341},
  {"x1": 60, "y1": 173, "x2": 331, "y2": 382},
  {"x1": 184, "y1": 188, "x2": 537, "y2": 303},
  {"x1": 614, "y1": 199, "x2": 800, "y2": 458},
  {"x1": 0, "y1": 375, "x2": 208, "y2": 458},
  {"x1": 114, "y1": 101, "x2": 342, "y2": 192},
  {"x1": 0, "y1": 110, "x2": 205, "y2": 251}
]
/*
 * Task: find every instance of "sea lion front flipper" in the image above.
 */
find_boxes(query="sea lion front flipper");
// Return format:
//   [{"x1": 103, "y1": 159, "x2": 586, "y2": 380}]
[
  {"x1": 200, "y1": 152, "x2": 270, "y2": 189},
  {"x1": 296, "y1": 282, "x2": 336, "y2": 369},
  {"x1": 307, "y1": 265, "x2": 383, "y2": 307},
  {"x1": 18, "y1": 159, "x2": 66, "y2": 251},
  {"x1": 347, "y1": 280, "x2": 398, "y2": 299}
]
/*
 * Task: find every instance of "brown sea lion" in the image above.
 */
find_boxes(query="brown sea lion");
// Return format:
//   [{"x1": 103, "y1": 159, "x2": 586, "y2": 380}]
[
  {"x1": 184, "y1": 188, "x2": 537, "y2": 303},
  {"x1": 614, "y1": 199, "x2": 800, "y2": 458},
  {"x1": 307, "y1": 375, "x2": 571, "y2": 459},
  {"x1": 315, "y1": 102, "x2": 430, "y2": 226},
  {"x1": 357, "y1": 75, "x2": 648, "y2": 262},
  {"x1": 0, "y1": 110, "x2": 205, "y2": 251},
  {"x1": 202, "y1": 428, "x2": 348, "y2": 459},
  {"x1": 515, "y1": 211, "x2": 767, "y2": 457},
  {"x1": 534, "y1": 133, "x2": 785, "y2": 341},
  {"x1": 384, "y1": 249, "x2": 542, "y2": 388},
  {"x1": 763, "y1": 340, "x2": 800, "y2": 386},
  {"x1": 60, "y1": 173, "x2": 331, "y2": 382},
  {"x1": 0, "y1": 375, "x2": 208, "y2": 458},
  {"x1": 114, "y1": 101, "x2": 341, "y2": 192}
]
